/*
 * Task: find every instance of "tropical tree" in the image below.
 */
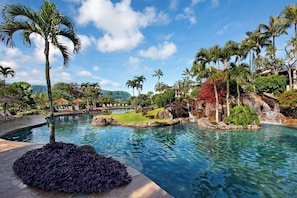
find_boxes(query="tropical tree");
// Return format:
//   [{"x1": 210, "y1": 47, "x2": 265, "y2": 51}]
[
  {"x1": 152, "y1": 69, "x2": 163, "y2": 83},
  {"x1": 241, "y1": 28, "x2": 271, "y2": 71},
  {"x1": 280, "y1": 4, "x2": 297, "y2": 84},
  {"x1": 0, "y1": 0, "x2": 81, "y2": 143},
  {"x1": 134, "y1": 75, "x2": 146, "y2": 95},
  {"x1": 126, "y1": 79, "x2": 137, "y2": 96},
  {"x1": 230, "y1": 63, "x2": 251, "y2": 105},
  {"x1": 0, "y1": 65, "x2": 14, "y2": 95}
]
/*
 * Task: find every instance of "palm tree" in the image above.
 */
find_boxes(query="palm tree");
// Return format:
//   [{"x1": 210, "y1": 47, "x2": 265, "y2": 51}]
[
  {"x1": 218, "y1": 41, "x2": 238, "y2": 117},
  {"x1": 259, "y1": 16, "x2": 287, "y2": 69},
  {"x1": 134, "y1": 75, "x2": 146, "y2": 95},
  {"x1": 280, "y1": 4, "x2": 297, "y2": 85},
  {"x1": 0, "y1": 65, "x2": 14, "y2": 95},
  {"x1": 126, "y1": 79, "x2": 137, "y2": 96},
  {"x1": 0, "y1": 0, "x2": 81, "y2": 143},
  {"x1": 152, "y1": 69, "x2": 163, "y2": 83},
  {"x1": 242, "y1": 28, "x2": 271, "y2": 71},
  {"x1": 230, "y1": 63, "x2": 251, "y2": 105}
]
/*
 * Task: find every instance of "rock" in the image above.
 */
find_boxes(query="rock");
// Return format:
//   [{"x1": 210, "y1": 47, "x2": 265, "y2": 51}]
[{"x1": 197, "y1": 118, "x2": 260, "y2": 130}]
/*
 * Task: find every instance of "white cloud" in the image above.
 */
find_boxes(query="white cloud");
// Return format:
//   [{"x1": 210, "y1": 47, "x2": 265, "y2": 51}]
[
  {"x1": 76, "y1": 70, "x2": 92, "y2": 77},
  {"x1": 169, "y1": 0, "x2": 179, "y2": 10},
  {"x1": 100, "y1": 79, "x2": 122, "y2": 88},
  {"x1": 76, "y1": 0, "x2": 168, "y2": 52},
  {"x1": 217, "y1": 24, "x2": 229, "y2": 35},
  {"x1": 92, "y1": 65, "x2": 100, "y2": 71},
  {"x1": 139, "y1": 41, "x2": 177, "y2": 60},
  {"x1": 78, "y1": 34, "x2": 95, "y2": 51},
  {"x1": 176, "y1": 7, "x2": 196, "y2": 25},
  {"x1": 128, "y1": 56, "x2": 140, "y2": 65},
  {"x1": 192, "y1": 0, "x2": 219, "y2": 8}
]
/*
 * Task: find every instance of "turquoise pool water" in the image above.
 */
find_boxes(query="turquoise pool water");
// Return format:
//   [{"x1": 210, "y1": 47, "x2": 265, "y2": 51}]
[{"x1": 2, "y1": 114, "x2": 297, "y2": 197}]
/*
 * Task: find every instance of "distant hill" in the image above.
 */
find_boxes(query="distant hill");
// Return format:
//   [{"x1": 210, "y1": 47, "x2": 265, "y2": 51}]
[{"x1": 32, "y1": 85, "x2": 131, "y2": 101}]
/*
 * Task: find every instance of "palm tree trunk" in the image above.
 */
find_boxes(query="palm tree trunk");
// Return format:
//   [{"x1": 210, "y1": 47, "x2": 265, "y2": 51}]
[
  {"x1": 45, "y1": 41, "x2": 55, "y2": 144},
  {"x1": 237, "y1": 82, "x2": 240, "y2": 105},
  {"x1": 214, "y1": 83, "x2": 219, "y2": 123}
]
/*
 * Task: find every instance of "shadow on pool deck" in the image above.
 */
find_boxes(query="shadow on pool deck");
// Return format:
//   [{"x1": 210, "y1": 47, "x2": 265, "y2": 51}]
[{"x1": 0, "y1": 115, "x2": 173, "y2": 198}]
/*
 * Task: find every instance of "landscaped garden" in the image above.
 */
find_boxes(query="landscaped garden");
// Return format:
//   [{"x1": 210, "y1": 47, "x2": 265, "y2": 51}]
[{"x1": 1, "y1": 0, "x2": 297, "y2": 197}]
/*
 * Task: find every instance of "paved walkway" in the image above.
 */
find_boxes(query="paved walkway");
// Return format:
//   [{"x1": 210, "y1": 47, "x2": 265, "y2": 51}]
[{"x1": 0, "y1": 115, "x2": 173, "y2": 198}]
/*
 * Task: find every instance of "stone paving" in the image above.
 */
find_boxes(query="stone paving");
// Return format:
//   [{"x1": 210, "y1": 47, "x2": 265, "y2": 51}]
[{"x1": 0, "y1": 115, "x2": 173, "y2": 198}]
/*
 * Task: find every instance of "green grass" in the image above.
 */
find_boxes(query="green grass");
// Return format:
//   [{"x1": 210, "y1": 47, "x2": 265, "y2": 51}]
[{"x1": 100, "y1": 108, "x2": 170, "y2": 123}]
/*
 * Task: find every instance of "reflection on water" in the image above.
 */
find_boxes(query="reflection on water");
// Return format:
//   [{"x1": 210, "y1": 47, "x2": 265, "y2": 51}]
[{"x1": 2, "y1": 114, "x2": 297, "y2": 198}]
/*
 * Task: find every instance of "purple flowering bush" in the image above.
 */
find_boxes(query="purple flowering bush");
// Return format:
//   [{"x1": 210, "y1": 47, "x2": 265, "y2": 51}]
[{"x1": 13, "y1": 142, "x2": 132, "y2": 193}]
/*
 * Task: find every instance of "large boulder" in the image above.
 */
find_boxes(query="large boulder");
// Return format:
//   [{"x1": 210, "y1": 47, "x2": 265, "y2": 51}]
[{"x1": 92, "y1": 116, "x2": 120, "y2": 126}]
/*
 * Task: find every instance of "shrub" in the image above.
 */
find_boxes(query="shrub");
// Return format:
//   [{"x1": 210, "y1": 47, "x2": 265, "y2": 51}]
[
  {"x1": 254, "y1": 75, "x2": 286, "y2": 96},
  {"x1": 226, "y1": 105, "x2": 260, "y2": 129},
  {"x1": 152, "y1": 90, "x2": 175, "y2": 107},
  {"x1": 278, "y1": 89, "x2": 297, "y2": 110}
]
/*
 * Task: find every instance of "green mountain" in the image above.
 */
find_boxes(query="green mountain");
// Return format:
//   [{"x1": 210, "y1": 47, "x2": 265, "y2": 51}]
[{"x1": 32, "y1": 85, "x2": 131, "y2": 101}]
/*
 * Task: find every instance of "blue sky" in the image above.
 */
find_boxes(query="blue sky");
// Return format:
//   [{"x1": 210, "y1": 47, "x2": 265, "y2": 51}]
[{"x1": 0, "y1": 0, "x2": 296, "y2": 95}]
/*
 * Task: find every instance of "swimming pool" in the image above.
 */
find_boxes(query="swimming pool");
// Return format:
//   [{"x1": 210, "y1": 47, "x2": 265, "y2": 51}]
[{"x1": 2, "y1": 114, "x2": 297, "y2": 197}]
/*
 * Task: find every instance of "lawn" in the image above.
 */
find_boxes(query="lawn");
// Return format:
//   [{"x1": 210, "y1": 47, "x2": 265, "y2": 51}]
[{"x1": 100, "y1": 108, "x2": 171, "y2": 123}]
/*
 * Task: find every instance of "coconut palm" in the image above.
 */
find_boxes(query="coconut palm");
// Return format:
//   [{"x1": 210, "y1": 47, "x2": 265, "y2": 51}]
[
  {"x1": 0, "y1": 0, "x2": 81, "y2": 143},
  {"x1": 242, "y1": 28, "x2": 271, "y2": 71},
  {"x1": 134, "y1": 75, "x2": 146, "y2": 95},
  {"x1": 230, "y1": 63, "x2": 252, "y2": 105},
  {"x1": 126, "y1": 79, "x2": 137, "y2": 96},
  {"x1": 259, "y1": 16, "x2": 288, "y2": 68},
  {"x1": 0, "y1": 65, "x2": 14, "y2": 95},
  {"x1": 280, "y1": 4, "x2": 297, "y2": 84},
  {"x1": 152, "y1": 69, "x2": 163, "y2": 83}
]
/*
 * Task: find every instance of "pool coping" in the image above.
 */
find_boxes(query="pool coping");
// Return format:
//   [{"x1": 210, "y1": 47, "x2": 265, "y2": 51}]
[{"x1": 0, "y1": 115, "x2": 173, "y2": 198}]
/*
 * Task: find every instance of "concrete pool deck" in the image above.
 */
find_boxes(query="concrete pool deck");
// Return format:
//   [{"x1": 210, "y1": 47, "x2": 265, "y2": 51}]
[{"x1": 0, "y1": 115, "x2": 173, "y2": 198}]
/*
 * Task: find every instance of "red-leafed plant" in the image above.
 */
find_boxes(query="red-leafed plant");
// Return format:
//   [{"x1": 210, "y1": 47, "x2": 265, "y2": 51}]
[{"x1": 197, "y1": 78, "x2": 226, "y2": 105}]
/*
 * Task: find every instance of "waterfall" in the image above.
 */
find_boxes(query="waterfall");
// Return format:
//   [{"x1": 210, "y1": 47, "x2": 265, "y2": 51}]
[
  {"x1": 187, "y1": 100, "x2": 196, "y2": 122},
  {"x1": 260, "y1": 102, "x2": 285, "y2": 125}
]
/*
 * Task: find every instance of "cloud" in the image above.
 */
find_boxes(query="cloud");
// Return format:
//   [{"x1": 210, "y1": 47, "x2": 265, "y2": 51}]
[
  {"x1": 92, "y1": 65, "x2": 100, "y2": 71},
  {"x1": 76, "y1": 0, "x2": 168, "y2": 52},
  {"x1": 99, "y1": 79, "x2": 122, "y2": 88},
  {"x1": 76, "y1": 70, "x2": 92, "y2": 77},
  {"x1": 176, "y1": 7, "x2": 196, "y2": 25},
  {"x1": 78, "y1": 34, "x2": 95, "y2": 51},
  {"x1": 139, "y1": 41, "x2": 177, "y2": 60},
  {"x1": 217, "y1": 24, "x2": 230, "y2": 35},
  {"x1": 128, "y1": 56, "x2": 140, "y2": 65},
  {"x1": 192, "y1": 0, "x2": 219, "y2": 8}
]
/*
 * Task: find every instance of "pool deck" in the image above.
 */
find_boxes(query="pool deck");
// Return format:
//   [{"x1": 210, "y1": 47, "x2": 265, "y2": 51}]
[{"x1": 0, "y1": 115, "x2": 173, "y2": 198}]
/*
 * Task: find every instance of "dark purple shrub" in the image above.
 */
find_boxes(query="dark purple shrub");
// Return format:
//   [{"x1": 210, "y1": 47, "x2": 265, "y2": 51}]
[{"x1": 13, "y1": 142, "x2": 132, "y2": 193}]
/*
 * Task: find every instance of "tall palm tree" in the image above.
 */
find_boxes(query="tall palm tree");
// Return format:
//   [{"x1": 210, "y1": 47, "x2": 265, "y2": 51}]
[
  {"x1": 259, "y1": 16, "x2": 287, "y2": 68},
  {"x1": 242, "y1": 28, "x2": 271, "y2": 71},
  {"x1": 152, "y1": 69, "x2": 163, "y2": 83},
  {"x1": 230, "y1": 63, "x2": 251, "y2": 105},
  {"x1": 126, "y1": 79, "x2": 137, "y2": 96},
  {"x1": 280, "y1": 4, "x2": 297, "y2": 84},
  {"x1": 0, "y1": 65, "x2": 14, "y2": 95},
  {"x1": 0, "y1": 0, "x2": 81, "y2": 143},
  {"x1": 134, "y1": 75, "x2": 146, "y2": 95}
]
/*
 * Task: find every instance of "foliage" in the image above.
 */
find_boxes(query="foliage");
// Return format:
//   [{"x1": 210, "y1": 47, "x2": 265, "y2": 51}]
[
  {"x1": 190, "y1": 87, "x2": 200, "y2": 97},
  {"x1": 32, "y1": 93, "x2": 49, "y2": 110},
  {"x1": 278, "y1": 89, "x2": 297, "y2": 110},
  {"x1": 197, "y1": 79, "x2": 226, "y2": 104},
  {"x1": 100, "y1": 109, "x2": 170, "y2": 123},
  {"x1": 145, "y1": 108, "x2": 164, "y2": 119},
  {"x1": 101, "y1": 90, "x2": 131, "y2": 102},
  {"x1": 52, "y1": 82, "x2": 81, "y2": 100},
  {"x1": 152, "y1": 90, "x2": 175, "y2": 107},
  {"x1": 6, "y1": 82, "x2": 34, "y2": 110},
  {"x1": 226, "y1": 105, "x2": 260, "y2": 129},
  {"x1": 13, "y1": 142, "x2": 131, "y2": 193},
  {"x1": 254, "y1": 75, "x2": 286, "y2": 96}
]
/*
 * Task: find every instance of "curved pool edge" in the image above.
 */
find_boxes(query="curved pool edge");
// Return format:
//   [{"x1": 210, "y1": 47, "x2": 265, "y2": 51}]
[{"x1": 0, "y1": 115, "x2": 173, "y2": 198}]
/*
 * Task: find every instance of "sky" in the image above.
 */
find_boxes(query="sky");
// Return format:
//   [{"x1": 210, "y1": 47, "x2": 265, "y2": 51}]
[{"x1": 0, "y1": 0, "x2": 296, "y2": 95}]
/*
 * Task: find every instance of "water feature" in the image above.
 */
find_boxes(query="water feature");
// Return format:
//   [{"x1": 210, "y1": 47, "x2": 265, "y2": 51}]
[{"x1": 2, "y1": 114, "x2": 297, "y2": 197}]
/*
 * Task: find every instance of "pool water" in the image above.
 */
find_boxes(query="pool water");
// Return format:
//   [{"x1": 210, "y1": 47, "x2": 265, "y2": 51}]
[{"x1": 3, "y1": 114, "x2": 297, "y2": 197}]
